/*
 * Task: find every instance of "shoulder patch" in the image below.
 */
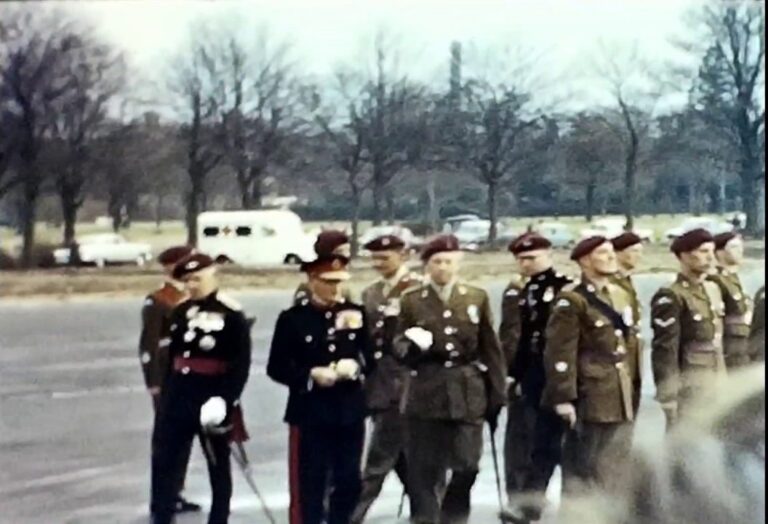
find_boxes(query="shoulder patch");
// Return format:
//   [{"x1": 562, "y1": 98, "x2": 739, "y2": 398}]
[{"x1": 217, "y1": 292, "x2": 242, "y2": 311}]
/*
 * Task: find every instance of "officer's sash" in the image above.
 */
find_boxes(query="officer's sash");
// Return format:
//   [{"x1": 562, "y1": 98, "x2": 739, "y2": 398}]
[{"x1": 574, "y1": 284, "x2": 630, "y2": 340}]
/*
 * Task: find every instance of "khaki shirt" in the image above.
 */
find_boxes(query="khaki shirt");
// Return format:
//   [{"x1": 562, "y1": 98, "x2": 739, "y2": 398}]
[
  {"x1": 651, "y1": 273, "x2": 726, "y2": 409},
  {"x1": 708, "y1": 267, "x2": 754, "y2": 367},
  {"x1": 542, "y1": 277, "x2": 636, "y2": 423},
  {"x1": 395, "y1": 281, "x2": 506, "y2": 423},
  {"x1": 499, "y1": 274, "x2": 525, "y2": 371}
]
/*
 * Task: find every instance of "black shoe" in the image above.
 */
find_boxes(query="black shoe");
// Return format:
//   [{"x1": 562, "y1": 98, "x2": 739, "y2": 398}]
[
  {"x1": 174, "y1": 497, "x2": 202, "y2": 513},
  {"x1": 499, "y1": 506, "x2": 531, "y2": 524}
]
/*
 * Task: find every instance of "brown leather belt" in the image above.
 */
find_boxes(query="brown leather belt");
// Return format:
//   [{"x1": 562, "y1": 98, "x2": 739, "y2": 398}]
[
  {"x1": 173, "y1": 357, "x2": 229, "y2": 376},
  {"x1": 684, "y1": 341, "x2": 717, "y2": 353}
]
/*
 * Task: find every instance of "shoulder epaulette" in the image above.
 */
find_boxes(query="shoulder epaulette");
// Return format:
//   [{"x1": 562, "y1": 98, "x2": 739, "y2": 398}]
[{"x1": 217, "y1": 292, "x2": 243, "y2": 312}]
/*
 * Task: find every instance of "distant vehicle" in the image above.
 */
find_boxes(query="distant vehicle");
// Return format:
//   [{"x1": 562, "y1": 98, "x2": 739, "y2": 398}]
[
  {"x1": 664, "y1": 217, "x2": 735, "y2": 240},
  {"x1": 442, "y1": 214, "x2": 482, "y2": 234},
  {"x1": 358, "y1": 225, "x2": 423, "y2": 255},
  {"x1": 54, "y1": 233, "x2": 152, "y2": 267},
  {"x1": 580, "y1": 218, "x2": 654, "y2": 243},
  {"x1": 534, "y1": 222, "x2": 577, "y2": 248},
  {"x1": 197, "y1": 209, "x2": 315, "y2": 267},
  {"x1": 453, "y1": 219, "x2": 492, "y2": 251}
]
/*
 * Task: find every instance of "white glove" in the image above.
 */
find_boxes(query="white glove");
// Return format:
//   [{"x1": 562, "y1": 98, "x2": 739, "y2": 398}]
[
  {"x1": 334, "y1": 359, "x2": 361, "y2": 380},
  {"x1": 310, "y1": 366, "x2": 338, "y2": 388},
  {"x1": 555, "y1": 403, "x2": 577, "y2": 428},
  {"x1": 200, "y1": 396, "x2": 227, "y2": 428},
  {"x1": 405, "y1": 327, "x2": 433, "y2": 351}
]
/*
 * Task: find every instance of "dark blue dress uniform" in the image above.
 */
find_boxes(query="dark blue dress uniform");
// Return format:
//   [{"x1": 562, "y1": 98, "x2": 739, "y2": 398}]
[
  {"x1": 509, "y1": 267, "x2": 572, "y2": 515},
  {"x1": 267, "y1": 298, "x2": 374, "y2": 524},
  {"x1": 150, "y1": 290, "x2": 252, "y2": 524}
]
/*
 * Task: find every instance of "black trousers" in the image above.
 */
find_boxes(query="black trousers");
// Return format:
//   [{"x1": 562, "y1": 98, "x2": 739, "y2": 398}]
[
  {"x1": 151, "y1": 395, "x2": 193, "y2": 505},
  {"x1": 561, "y1": 421, "x2": 633, "y2": 496},
  {"x1": 407, "y1": 418, "x2": 483, "y2": 524},
  {"x1": 289, "y1": 421, "x2": 366, "y2": 524},
  {"x1": 351, "y1": 408, "x2": 409, "y2": 523},
  {"x1": 151, "y1": 401, "x2": 232, "y2": 524}
]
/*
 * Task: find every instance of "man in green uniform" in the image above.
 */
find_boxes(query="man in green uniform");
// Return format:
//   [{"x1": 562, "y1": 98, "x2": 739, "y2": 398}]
[
  {"x1": 749, "y1": 286, "x2": 765, "y2": 362},
  {"x1": 395, "y1": 234, "x2": 506, "y2": 524},
  {"x1": 709, "y1": 232, "x2": 754, "y2": 369},
  {"x1": 351, "y1": 234, "x2": 422, "y2": 523},
  {"x1": 651, "y1": 228, "x2": 726, "y2": 431},
  {"x1": 611, "y1": 232, "x2": 645, "y2": 416},
  {"x1": 294, "y1": 229, "x2": 352, "y2": 305},
  {"x1": 542, "y1": 236, "x2": 636, "y2": 496}
]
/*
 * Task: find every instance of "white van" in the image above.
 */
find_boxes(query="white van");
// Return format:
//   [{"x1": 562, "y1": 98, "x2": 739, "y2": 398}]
[{"x1": 197, "y1": 210, "x2": 315, "y2": 267}]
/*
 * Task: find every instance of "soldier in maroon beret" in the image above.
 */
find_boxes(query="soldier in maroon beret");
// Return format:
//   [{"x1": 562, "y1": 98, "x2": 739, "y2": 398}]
[{"x1": 139, "y1": 245, "x2": 201, "y2": 515}]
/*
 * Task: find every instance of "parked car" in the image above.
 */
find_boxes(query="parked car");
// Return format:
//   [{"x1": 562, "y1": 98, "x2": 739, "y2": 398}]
[
  {"x1": 197, "y1": 209, "x2": 315, "y2": 266},
  {"x1": 534, "y1": 222, "x2": 577, "y2": 248},
  {"x1": 53, "y1": 233, "x2": 152, "y2": 267},
  {"x1": 358, "y1": 225, "x2": 423, "y2": 255},
  {"x1": 441, "y1": 214, "x2": 482, "y2": 234},
  {"x1": 664, "y1": 217, "x2": 735, "y2": 240},
  {"x1": 580, "y1": 218, "x2": 654, "y2": 243},
  {"x1": 453, "y1": 220, "x2": 491, "y2": 251}
]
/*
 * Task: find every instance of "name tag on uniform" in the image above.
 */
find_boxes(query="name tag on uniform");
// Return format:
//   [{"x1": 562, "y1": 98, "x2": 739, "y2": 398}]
[{"x1": 336, "y1": 310, "x2": 363, "y2": 330}]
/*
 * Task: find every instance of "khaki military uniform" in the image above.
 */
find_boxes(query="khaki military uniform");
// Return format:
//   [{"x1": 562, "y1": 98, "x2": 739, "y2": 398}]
[
  {"x1": 749, "y1": 286, "x2": 765, "y2": 362},
  {"x1": 351, "y1": 267, "x2": 422, "y2": 523},
  {"x1": 709, "y1": 268, "x2": 754, "y2": 369},
  {"x1": 395, "y1": 281, "x2": 506, "y2": 524},
  {"x1": 611, "y1": 273, "x2": 644, "y2": 414},
  {"x1": 651, "y1": 274, "x2": 727, "y2": 422},
  {"x1": 542, "y1": 278, "x2": 637, "y2": 494}
]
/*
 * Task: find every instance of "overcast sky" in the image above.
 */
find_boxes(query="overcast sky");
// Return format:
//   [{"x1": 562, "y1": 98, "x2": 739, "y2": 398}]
[{"x1": 49, "y1": 0, "x2": 704, "y2": 114}]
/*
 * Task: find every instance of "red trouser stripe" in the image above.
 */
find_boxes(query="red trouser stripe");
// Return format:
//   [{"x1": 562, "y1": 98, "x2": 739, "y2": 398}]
[{"x1": 289, "y1": 426, "x2": 302, "y2": 524}]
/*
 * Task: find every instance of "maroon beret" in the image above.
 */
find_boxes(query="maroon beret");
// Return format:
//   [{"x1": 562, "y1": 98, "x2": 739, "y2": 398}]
[
  {"x1": 300, "y1": 254, "x2": 351, "y2": 280},
  {"x1": 314, "y1": 230, "x2": 350, "y2": 256},
  {"x1": 611, "y1": 232, "x2": 643, "y2": 252},
  {"x1": 364, "y1": 234, "x2": 406, "y2": 252},
  {"x1": 670, "y1": 228, "x2": 715, "y2": 255},
  {"x1": 508, "y1": 233, "x2": 552, "y2": 255},
  {"x1": 571, "y1": 236, "x2": 610, "y2": 261},
  {"x1": 172, "y1": 253, "x2": 215, "y2": 280},
  {"x1": 157, "y1": 245, "x2": 194, "y2": 266},
  {"x1": 421, "y1": 234, "x2": 461, "y2": 262},
  {"x1": 714, "y1": 231, "x2": 740, "y2": 251}
]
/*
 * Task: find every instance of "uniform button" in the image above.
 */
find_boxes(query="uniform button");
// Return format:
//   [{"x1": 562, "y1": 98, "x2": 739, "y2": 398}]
[
  {"x1": 450, "y1": 351, "x2": 460, "y2": 358},
  {"x1": 532, "y1": 330, "x2": 540, "y2": 338},
  {"x1": 140, "y1": 352, "x2": 151, "y2": 364},
  {"x1": 328, "y1": 328, "x2": 336, "y2": 335},
  {"x1": 693, "y1": 314, "x2": 703, "y2": 322},
  {"x1": 444, "y1": 327, "x2": 454, "y2": 335},
  {"x1": 184, "y1": 331, "x2": 195, "y2": 343},
  {"x1": 170, "y1": 324, "x2": 177, "y2": 332},
  {"x1": 377, "y1": 305, "x2": 386, "y2": 313},
  {"x1": 376, "y1": 320, "x2": 384, "y2": 328},
  {"x1": 443, "y1": 310, "x2": 453, "y2": 319},
  {"x1": 182, "y1": 367, "x2": 190, "y2": 375},
  {"x1": 444, "y1": 361, "x2": 454, "y2": 368},
  {"x1": 374, "y1": 351, "x2": 383, "y2": 360},
  {"x1": 614, "y1": 329, "x2": 623, "y2": 337},
  {"x1": 329, "y1": 344, "x2": 336, "y2": 353},
  {"x1": 615, "y1": 362, "x2": 624, "y2": 369},
  {"x1": 183, "y1": 351, "x2": 191, "y2": 358},
  {"x1": 446, "y1": 342, "x2": 455, "y2": 351},
  {"x1": 325, "y1": 312, "x2": 333, "y2": 319},
  {"x1": 616, "y1": 346, "x2": 626, "y2": 355},
  {"x1": 349, "y1": 333, "x2": 357, "y2": 341},
  {"x1": 411, "y1": 370, "x2": 418, "y2": 377},
  {"x1": 594, "y1": 320, "x2": 605, "y2": 328},
  {"x1": 377, "y1": 339, "x2": 384, "y2": 347},
  {"x1": 305, "y1": 335, "x2": 313, "y2": 343},
  {"x1": 301, "y1": 299, "x2": 309, "y2": 306}
]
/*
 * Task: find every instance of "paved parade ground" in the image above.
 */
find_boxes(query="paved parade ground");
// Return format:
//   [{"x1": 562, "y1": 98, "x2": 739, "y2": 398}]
[{"x1": 1, "y1": 271, "x2": 764, "y2": 524}]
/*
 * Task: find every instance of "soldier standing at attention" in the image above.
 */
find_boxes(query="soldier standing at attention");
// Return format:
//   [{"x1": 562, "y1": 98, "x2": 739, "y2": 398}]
[
  {"x1": 395, "y1": 234, "x2": 506, "y2": 524},
  {"x1": 350, "y1": 235, "x2": 422, "y2": 523},
  {"x1": 542, "y1": 237, "x2": 636, "y2": 495},
  {"x1": 749, "y1": 286, "x2": 765, "y2": 362},
  {"x1": 139, "y1": 245, "x2": 201, "y2": 515},
  {"x1": 709, "y1": 232, "x2": 755, "y2": 369},
  {"x1": 611, "y1": 232, "x2": 645, "y2": 417},
  {"x1": 651, "y1": 228, "x2": 726, "y2": 431},
  {"x1": 150, "y1": 254, "x2": 252, "y2": 524},
  {"x1": 268, "y1": 254, "x2": 373, "y2": 524},
  {"x1": 501, "y1": 233, "x2": 572, "y2": 523},
  {"x1": 294, "y1": 229, "x2": 352, "y2": 305}
]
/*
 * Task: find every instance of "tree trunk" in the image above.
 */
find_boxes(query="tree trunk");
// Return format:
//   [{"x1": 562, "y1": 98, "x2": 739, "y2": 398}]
[
  {"x1": 61, "y1": 198, "x2": 78, "y2": 246},
  {"x1": 385, "y1": 186, "x2": 395, "y2": 224},
  {"x1": 487, "y1": 179, "x2": 498, "y2": 243},
  {"x1": 350, "y1": 188, "x2": 362, "y2": 258},
  {"x1": 20, "y1": 180, "x2": 37, "y2": 269},
  {"x1": 155, "y1": 193, "x2": 165, "y2": 231},
  {"x1": 619, "y1": 98, "x2": 638, "y2": 232},
  {"x1": 717, "y1": 174, "x2": 726, "y2": 215},
  {"x1": 754, "y1": 177, "x2": 765, "y2": 237},
  {"x1": 426, "y1": 170, "x2": 439, "y2": 234},
  {"x1": 238, "y1": 168, "x2": 252, "y2": 210},
  {"x1": 186, "y1": 168, "x2": 203, "y2": 247},
  {"x1": 250, "y1": 171, "x2": 263, "y2": 209},
  {"x1": 585, "y1": 181, "x2": 596, "y2": 222},
  {"x1": 372, "y1": 175, "x2": 384, "y2": 226}
]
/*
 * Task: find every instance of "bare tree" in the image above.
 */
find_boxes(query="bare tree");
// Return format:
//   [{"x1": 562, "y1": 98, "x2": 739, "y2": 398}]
[
  {"x1": 216, "y1": 28, "x2": 300, "y2": 209},
  {"x1": 0, "y1": 8, "x2": 80, "y2": 267},
  {"x1": 564, "y1": 112, "x2": 622, "y2": 221},
  {"x1": 168, "y1": 31, "x2": 225, "y2": 246},
  {"x1": 46, "y1": 27, "x2": 124, "y2": 246},
  {"x1": 593, "y1": 42, "x2": 657, "y2": 231}
]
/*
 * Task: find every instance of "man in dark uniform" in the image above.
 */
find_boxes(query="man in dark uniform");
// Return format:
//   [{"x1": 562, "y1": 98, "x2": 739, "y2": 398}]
[
  {"x1": 150, "y1": 254, "x2": 252, "y2": 524},
  {"x1": 501, "y1": 233, "x2": 572, "y2": 523},
  {"x1": 351, "y1": 235, "x2": 422, "y2": 523},
  {"x1": 394, "y1": 234, "x2": 506, "y2": 524},
  {"x1": 543, "y1": 237, "x2": 637, "y2": 496},
  {"x1": 294, "y1": 229, "x2": 352, "y2": 305},
  {"x1": 268, "y1": 254, "x2": 374, "y2": 524},
  {"x1": 651, "y1": 229, "x2": 726, "y2": 431},
  {"x1": 709, "y1": 232, "x2": 755, "y2": 369},
  {"x1": 611, "y1": 232, "x2": 645, "y2": 417},
  {"x1": 140, "y1": 245, "x2": 201, "y2": 514}
]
